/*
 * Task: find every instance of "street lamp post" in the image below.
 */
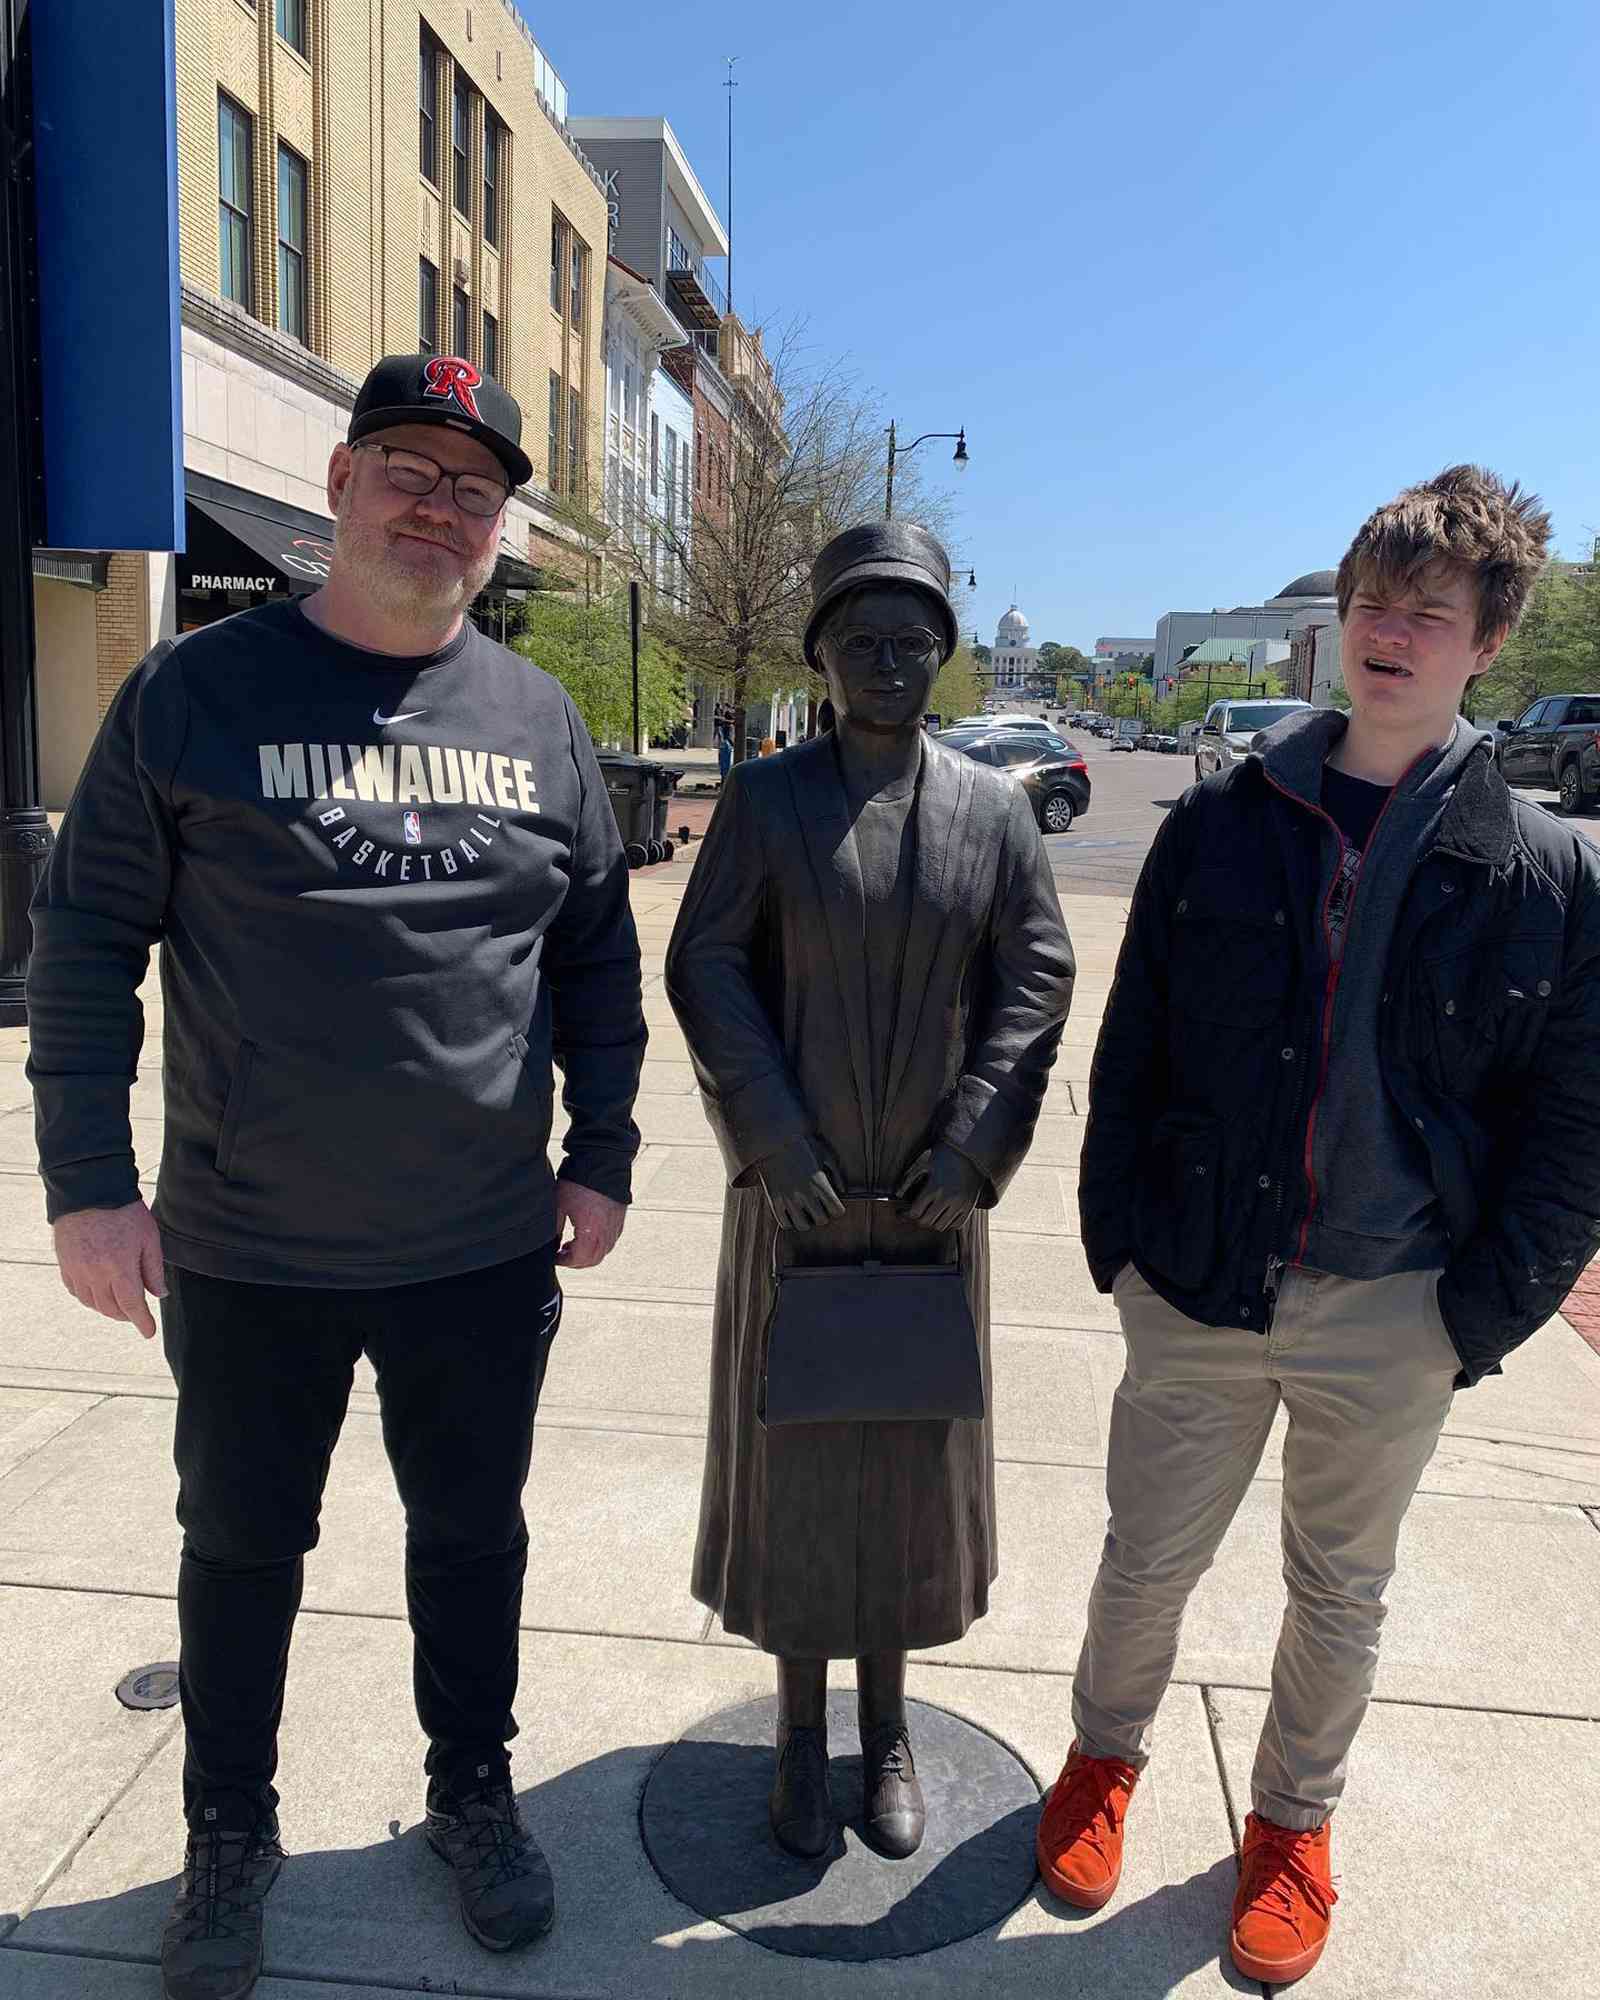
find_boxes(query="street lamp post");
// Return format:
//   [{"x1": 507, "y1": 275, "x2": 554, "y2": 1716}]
[{"x1": 885, "y1": 418, "x2": 967, "y2": 520}]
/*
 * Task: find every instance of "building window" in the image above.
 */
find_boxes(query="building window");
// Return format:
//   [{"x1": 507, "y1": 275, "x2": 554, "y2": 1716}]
[
  {"x1": 452, "y1": 285, "x2": 470, "y2": 358},
  {"x1": 418, "y1": 30, "x2": 439, "y2": 184},
  {"x1": 482, "y1": 308, "x2": 498, "y2": 379},
  {"x1": 547, "y1": 371, "x2": 561, "y2": 494},
  {"x1": 681, "y1": 439, "x2": 691, "y2": 514},
  {"x1": 452, "y1": 75, "x2": 471, "y2": 221},
  {"x1": 649, "y1": 413, "x2": 659, "y2": 497},
  {"x1": 276, "y1": 144, "x2": 307, "y2": 343},
  {"x1": 568, "y1": 387, "x2": 581, "y2": 498},
  {"x1": 217, "y1": 94, "x2": 253, "y2": 310},
  {"x1": 695, "y1": 427, "x2": 704, "y2": 493},
  {"x1": 482, "y1": 116, "x2": 499, "y2": 248},
  {"x1": 570, "y1": 236, "x2": 585, "y2": 326},
  {"x1": 275, "y1": 0, "x2": 307, "y2": 56},
  {"x1": 550, "y1": 216, "x2": 564, "y2": 312},
  {"x1": 664, "y1": 428, "x2": 677, "y2": 527},
  {"x1": 419, "y1": 257, "x2": 439, "y2": 354}
]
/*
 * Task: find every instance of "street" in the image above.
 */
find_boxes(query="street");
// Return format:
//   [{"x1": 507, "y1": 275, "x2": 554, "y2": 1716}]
[
  {"x1": 1043, "y1": 738, "x2": 1600, "y2": 901},
  {"x1": 1043, "y1": 739, "x2": 1186, "y2": 898}
]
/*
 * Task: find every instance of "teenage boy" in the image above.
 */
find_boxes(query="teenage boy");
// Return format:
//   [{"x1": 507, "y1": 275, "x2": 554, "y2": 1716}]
[{"x1": 1041, "y1": 466, "x2": 1600, "y2": 1983}]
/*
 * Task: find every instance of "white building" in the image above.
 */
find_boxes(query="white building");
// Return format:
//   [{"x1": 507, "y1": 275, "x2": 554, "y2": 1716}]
[
  {"x1": 601, "y1": 256, "x2": 691, "y2": 600},
  {"x1": 1154, "y1": 571, "x2": 1338, "y2": 700},
  {"x1": 990, "y1": 604, "x2": 1039, "y2": 696}
]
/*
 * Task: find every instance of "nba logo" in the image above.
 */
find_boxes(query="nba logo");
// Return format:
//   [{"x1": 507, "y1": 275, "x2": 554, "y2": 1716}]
[{"x1": 403, "y1": 811, "x2": 422, "y2": 845}]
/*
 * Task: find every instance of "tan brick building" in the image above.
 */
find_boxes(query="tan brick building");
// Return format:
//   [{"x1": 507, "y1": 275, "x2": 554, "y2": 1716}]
[{"x1": 33, "y1": 0, "x2": 609, "y2": 805}]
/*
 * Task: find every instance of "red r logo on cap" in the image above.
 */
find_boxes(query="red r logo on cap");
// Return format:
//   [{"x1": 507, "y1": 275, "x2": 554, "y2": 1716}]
[{"x1": 422, "y1": 356, "x2": 483, "y2": 421}]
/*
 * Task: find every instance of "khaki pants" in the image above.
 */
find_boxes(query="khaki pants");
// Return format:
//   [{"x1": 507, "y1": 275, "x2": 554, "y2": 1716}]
[{"x1": 1073, "y1": 1263, "x2": 1458, "y2": 1829}]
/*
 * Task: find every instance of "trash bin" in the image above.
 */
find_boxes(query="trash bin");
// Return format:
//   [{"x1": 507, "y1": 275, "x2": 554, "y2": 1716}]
[{"x1": 596, "y1": 754, "x2": 683, "y2": 868}]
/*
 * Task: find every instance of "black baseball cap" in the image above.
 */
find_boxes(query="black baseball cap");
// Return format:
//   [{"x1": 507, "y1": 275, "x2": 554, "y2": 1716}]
[{"x1": 348, "y1": 352, "x2": 533, "y2": 490}]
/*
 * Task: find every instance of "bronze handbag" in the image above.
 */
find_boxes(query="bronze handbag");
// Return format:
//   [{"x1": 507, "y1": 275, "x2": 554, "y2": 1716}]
[{"x1": 760, "y1": 1191, "x2": 985, "y2": 1427}]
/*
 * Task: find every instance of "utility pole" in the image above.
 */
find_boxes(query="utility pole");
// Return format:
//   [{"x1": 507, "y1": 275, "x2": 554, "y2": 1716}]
[
  {"x1": 724, "y1": 57, "x2": 738, "y2": 321},
  {"x1": 0, "y1": 0, "x2": 51, "y2": 1027},
  {"x1": 629, "y1": 578, "x2": 642, "y2": 754}
]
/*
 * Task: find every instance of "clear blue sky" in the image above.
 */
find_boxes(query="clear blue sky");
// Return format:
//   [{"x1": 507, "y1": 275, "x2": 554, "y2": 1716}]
[{"x1": 531, "y1": 0, "x2": 1600, "y2": 652}]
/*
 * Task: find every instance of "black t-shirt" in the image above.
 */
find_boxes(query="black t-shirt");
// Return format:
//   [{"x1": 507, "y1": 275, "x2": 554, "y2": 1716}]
[{"x1": 1321, "y1": 764, "x2": 1391, "y2": 854}]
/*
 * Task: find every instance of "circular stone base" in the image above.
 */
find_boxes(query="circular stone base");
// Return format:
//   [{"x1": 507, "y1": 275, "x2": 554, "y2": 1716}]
[{"x1": 639, "y1": 1693, "x2": 1040, "y2": 1961}]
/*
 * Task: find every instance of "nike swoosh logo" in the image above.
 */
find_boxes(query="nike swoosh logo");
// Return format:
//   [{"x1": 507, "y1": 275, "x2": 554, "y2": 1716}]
[{"x1": 373, "y1": 708, "x2": 428, "y2": 726}]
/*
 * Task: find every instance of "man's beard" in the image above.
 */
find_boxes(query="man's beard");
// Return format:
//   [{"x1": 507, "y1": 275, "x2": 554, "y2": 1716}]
[{"x1": 333, "y1": 490, "x2": 499, "y2": 620}]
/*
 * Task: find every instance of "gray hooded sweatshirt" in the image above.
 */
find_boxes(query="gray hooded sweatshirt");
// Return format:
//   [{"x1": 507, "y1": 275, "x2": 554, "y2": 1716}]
[{"x1": 1258, "y1": 708, "x2": 1488, "y2": 1280}]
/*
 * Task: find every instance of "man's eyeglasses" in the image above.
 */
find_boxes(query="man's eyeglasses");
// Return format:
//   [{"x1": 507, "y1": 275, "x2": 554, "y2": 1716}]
[
  {"x1": 834, "y1": 628, "x2": 942, "y2": 663},
  {"x1": 352, "y1": 442, "x2": 509, "y2": 519}
]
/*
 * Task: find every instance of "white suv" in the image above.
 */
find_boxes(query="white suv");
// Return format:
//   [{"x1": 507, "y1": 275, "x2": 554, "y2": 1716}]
[{"x1": 1194, "y1": 698, "x2": 1312, "y2": 780}]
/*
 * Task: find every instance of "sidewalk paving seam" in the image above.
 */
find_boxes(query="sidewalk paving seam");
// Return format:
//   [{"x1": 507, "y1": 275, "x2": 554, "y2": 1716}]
[
  {"x1": 5, "y1": 1581, "x2": 1597, "y2": 1725},
  {"x1": 1, "y1": 1937, "x2": 586, "y2": 2000},
  {"x1": 2, "y1": 1710, "x2": 183, "y2": 1942},
  {"x1": 0, "y1": 1392, "x2": 106, "y2": 1479},
  {"x1": 1199, "y1": 1687, "x2": 1245, "y2": 1862}
]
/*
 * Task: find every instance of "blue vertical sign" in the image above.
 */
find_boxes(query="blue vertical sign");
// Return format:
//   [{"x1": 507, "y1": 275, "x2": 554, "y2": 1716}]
[{"x1": 31, "y1": 0, "x2": 183, "y2": 552}]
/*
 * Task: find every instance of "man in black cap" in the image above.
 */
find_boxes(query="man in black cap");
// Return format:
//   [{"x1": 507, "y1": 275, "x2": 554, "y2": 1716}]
[
  {"x1": 26, "y1": 356, "x2": 646, "y2": 1997},
  {"x1": 666, "y1": 522, "x2": 1075, "y2": 1860}
]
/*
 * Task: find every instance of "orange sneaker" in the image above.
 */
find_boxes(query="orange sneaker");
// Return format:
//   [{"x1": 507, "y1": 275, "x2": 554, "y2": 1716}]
[
  {"x1": 1230, "y1": 1811, "x2": 1338, "y2": 1985},
  {"x1": 1035, "y1": 1744, "x2": 1140, "y2": 1909}
]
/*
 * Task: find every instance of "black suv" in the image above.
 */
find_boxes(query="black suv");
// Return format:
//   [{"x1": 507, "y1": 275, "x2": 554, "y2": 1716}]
[
  {"x1": 1495, "y1": 694, "x2": 1600, "y2": 814},
  {"x1": 934, "y1": 727, "x2": 1091, "y2": 833}
]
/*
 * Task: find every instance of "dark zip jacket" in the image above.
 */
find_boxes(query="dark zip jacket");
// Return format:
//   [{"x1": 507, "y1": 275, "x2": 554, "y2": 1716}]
[
  {"x1": 1079, "y1": 716, "x2": 1600, "y2": 1386},
  {"x1": 26, "y1": 601, "x2": 645, "y2": 1287}
]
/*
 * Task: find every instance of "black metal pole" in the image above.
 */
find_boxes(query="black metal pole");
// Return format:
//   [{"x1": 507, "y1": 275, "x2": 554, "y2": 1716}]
[
  {"x1": 0, "y1": 0, "x2": 50, "y2": 1029},
  {"x1": 884, "y1": 419, "x2": 895, "y2": 520},
  {"x1": 629, "y1": 577, "x2": 641, "y2": 754}
]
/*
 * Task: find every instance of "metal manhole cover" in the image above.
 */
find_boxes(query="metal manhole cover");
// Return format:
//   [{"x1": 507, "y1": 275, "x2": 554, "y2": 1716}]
[{"x1": 116, "y1": 1662, "x2": 180, "y2": 1711}]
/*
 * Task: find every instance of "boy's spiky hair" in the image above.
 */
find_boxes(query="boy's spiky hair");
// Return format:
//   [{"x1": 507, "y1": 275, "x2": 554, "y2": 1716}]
[{"x1": 1336, "y1": 465, "x2": 1552, "y2": 642}]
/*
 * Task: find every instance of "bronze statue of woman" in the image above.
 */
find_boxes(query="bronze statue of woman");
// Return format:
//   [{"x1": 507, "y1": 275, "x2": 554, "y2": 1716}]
[{"x1": 665, "y1": 522, "x2": 1075, "y2": 1859}]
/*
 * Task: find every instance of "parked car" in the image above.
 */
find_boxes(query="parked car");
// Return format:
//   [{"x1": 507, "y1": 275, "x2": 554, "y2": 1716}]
[
  {"x1": 1494, "y1": 694, "x2": 1600, "y2": 814},
  {"x1": 934, "y1": 727, "x2": 1091, "y2": 833},
  {"x1": 1108, "y1": 735, "x2": 1136, "y2": 753},
  {"x1": 1193, "y1": 697, "x2": 1313, "y2": 779}
]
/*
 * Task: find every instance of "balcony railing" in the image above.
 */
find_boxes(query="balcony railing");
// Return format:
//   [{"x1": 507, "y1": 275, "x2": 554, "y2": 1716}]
[{"x1": 665, "y1": 259, "x2": 727, "y2": 330}]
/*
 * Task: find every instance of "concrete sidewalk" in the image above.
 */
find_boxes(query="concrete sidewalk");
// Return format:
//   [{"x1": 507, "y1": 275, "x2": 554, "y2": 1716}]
[{"x1": 1, "y1": 868, "x2": 1598, "y2": 1998}]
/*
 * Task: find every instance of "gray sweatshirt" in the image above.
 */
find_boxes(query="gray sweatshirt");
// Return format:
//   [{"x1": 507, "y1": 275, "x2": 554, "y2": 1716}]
[
  {"x1": 1259, "y1": 709, "x2": 1488, "y2": 1279},
  {"x1": 27, "y1": 600, "x2": 646, "y2": 1287}
]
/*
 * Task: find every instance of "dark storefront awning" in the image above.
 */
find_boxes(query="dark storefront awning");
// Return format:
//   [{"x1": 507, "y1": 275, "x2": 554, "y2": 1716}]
[
  {"x1": 180, "y1": 471, "x2": 549, "y2": 599},
  {"x1": 181, "y1": 474, "x2": 335, "y2": 595}
]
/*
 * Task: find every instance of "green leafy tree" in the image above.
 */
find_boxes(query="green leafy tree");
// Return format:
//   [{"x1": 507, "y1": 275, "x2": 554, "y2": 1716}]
[
  {"x1": 511, "y1": 592, "x2": 687, "y2": 748},
  {"x1": 1153, "y1": 665, "x2": 1284, "y2": 730},
  {"x1": 1468, "y1": 554, "x2": 1600, "y2": 720},
  {"x1": 1037, "y1": 641, "x2": 1092, "y2": 705},
  {"x1": 930, "y1": 644, "x2": 983, "y2": 724}
]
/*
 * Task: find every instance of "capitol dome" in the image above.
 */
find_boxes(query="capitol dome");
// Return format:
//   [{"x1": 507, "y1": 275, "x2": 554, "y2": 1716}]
[
  {"x1": 997, "y1": 604, "x2": 1030, "y2": 639},
  {"x1": 1274, "y1": 570, "x2": 1337, "y2": 601}
]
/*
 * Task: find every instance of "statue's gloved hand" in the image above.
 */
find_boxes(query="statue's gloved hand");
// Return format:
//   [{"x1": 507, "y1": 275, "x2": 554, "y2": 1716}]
[
  {"x1": 896, "y1": 1145, "x2": 986, "y2": 1232},
  {"x1": 758, "y1": 1135, "x2": 846, "y2": 1231}
]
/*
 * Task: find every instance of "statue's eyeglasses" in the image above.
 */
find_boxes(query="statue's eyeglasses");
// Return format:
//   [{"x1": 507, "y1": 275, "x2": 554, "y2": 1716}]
[
  {"x1": 352, "y1": 442, "x2": 509, "y2": 518},
  {"x1": 835, "y1": 628, "x2": 942, "y2": 663}
]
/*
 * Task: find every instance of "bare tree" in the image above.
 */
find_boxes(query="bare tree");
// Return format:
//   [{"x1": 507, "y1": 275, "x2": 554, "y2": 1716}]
[{"x1": 649, "y1": 323, "x2": 962, "y2": 751}]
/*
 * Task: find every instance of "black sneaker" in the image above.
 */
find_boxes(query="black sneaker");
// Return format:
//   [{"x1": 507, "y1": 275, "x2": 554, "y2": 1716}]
[
  {"x1": 160, "y1": 1804, "x2": 284, "y2": 2000},
  {"x1": 425, "y1": 1775, "x2": 555, "y2": 1951}
]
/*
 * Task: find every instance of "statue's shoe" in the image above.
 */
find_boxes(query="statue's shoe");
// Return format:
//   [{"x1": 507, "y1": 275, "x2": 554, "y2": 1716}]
[
  {"x1": 770, "y1": 1724, "x2": 834, "y2": 1858},
  {"x1": 860, "y1": 1718, "x2": 926, "y2": 1859}
]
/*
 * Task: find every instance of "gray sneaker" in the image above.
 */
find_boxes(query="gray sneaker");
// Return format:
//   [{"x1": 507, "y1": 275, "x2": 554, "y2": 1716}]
[
  {"x1": 426, "y1": 1778, "x2": 554, "y2": 1951},
  {"x1": 160, "y1": 1809, "x2": 284, "y2": 2000}
]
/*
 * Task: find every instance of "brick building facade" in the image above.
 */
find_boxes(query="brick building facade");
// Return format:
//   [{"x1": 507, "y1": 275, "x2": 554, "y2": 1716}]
[{"x1": 33, "y1": 0, "x2": 610, "y2": 805}]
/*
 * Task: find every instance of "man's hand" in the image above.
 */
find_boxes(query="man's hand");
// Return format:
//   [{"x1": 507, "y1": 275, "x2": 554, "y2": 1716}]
[
  {"x1": 52, "y1": 1198, "x2": 166, "y2": 1340},
  {"x1": 554, "y1": 1178, "x2": 627, "y2": 1269},
  {"x1": 758, "y1": 1135, "x2": 846, "y2": 1231},
  {"x1": 896, "y1": 1145, "x2": 987, "y2": 1232}
]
